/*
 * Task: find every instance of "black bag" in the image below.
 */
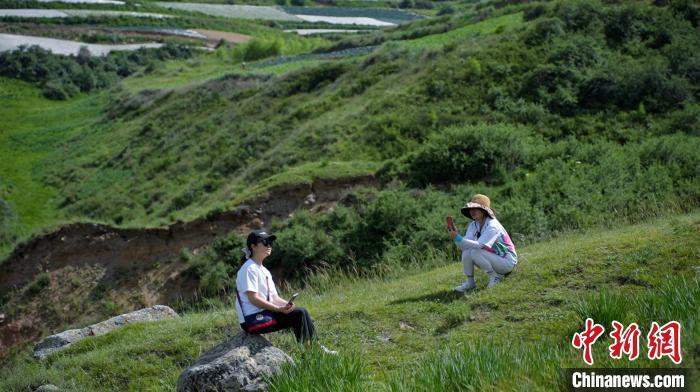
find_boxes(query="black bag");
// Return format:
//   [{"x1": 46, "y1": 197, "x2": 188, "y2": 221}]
[{"x1": 242, "y1": 309, "x2": 277, "y2": 332}]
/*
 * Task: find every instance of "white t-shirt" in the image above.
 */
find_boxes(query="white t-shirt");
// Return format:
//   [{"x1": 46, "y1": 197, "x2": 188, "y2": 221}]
[
  {"x1": 235, "y1": 259, "x2": 278, "y2": 323},
  {"x1": 463, "y1": 217, "x2": 517, "y2": 261}
]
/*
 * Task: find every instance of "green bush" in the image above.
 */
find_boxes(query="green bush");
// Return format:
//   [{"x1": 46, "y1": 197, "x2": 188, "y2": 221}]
[
  {"x1": 199, "y1": 262, "x2": 232, "y2": 296},
  {"x1": 239, "y1": 39, "x2": 282, "y2": 62},
  {"x1": 553, "y1": 0, "x2": 602, "y2": 32},
  {"x1": 524, "y1": 17, "x2": 565, "y2": 45},
  {"x1": 437, "y1": 5, "x2": 455, "y2": 16},
  {"x1": 27, "y1": 272, "x2": 50, "y2": 295},
  {"x1": 267, "y1": 211, "x2": 345, "y2": 280},
  {"x1": 271, "y1": 63, "x2": 349, "y2": 97},
  {"x1": 0, "y1": 44, "x2": 194, "y2": 99},
  {"x1": 401, "y1": 124, "x2": 535, "y2": 187}
]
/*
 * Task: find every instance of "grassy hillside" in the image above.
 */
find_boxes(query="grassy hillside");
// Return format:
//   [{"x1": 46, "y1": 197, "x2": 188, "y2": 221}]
[
  {"x1": 0, "y1": 0, "x2": 698, "y2": 304},
  {"x1": 1, "y1": 213, "x2": 698, "y2": 391},
  {"x1": 1, "y1": 1, "x2": 699, "y2": 383},
  {"x1": 0, "y1": 78, "x2": 106, "y2": 255}
]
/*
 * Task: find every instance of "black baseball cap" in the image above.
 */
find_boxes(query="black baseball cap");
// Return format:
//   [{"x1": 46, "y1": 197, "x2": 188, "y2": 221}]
[{"x1": 247, "y1": 229, "x2": 277, "y2": 246}]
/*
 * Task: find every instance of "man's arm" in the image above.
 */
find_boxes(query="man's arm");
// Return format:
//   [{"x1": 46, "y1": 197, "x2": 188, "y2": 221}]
[{"x1": 246, "y1": 291, "x2": 293, "y2": 314}]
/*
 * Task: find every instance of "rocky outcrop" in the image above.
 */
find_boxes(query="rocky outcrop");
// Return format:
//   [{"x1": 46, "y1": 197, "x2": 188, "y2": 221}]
[
  {"x1": 177, "y1": 333, "x2": 292, "y2": 392},
  {"x1": 34, "y1": 385, "x2": 60, "y2": 392},
  {"x1": 33, "y1": 305, "x2": 178, "y2": 359}
]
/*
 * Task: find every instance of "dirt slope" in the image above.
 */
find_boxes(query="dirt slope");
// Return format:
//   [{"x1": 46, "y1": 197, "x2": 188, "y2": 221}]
[{"x1": 0, "y1": 174, "x2": 377, "y2": 358}]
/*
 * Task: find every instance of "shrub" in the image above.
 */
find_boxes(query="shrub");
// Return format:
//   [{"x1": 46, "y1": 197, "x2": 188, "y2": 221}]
[
  {"x1": 437, "y1": 5, "x2": 455, "y2": 16},
  {"x1": 271, "y1": 63, "x2": 349, "y2": 97},
  {"x1": 615, "y1": 64, "x2": 688, "y2": 113},
  {"x1": 199, "y1": 262, "x2": 232, "y2": 296},
  {"x1": 239, "y1": 39, "x2": 281, "y2": 62},
  {"x1": 665, "y1": 105, "x2": 700, "y2": 136},
  {"x1": 27, "y1": 272, "x2": 50, "y2": 295},
  {"x1": 520, "y1": 64, "x2": 581, "y2": 115},
  {"x1": 267, "y1": 211, "x2": 346, "y2": 280},
  {"x1": 553, "y1": 0, "x2": 602, "y2": 32},
  {"x1": 603, "y1": 6, "x2": 650, "y2": 47},
  {"x1": 523, "y1": 4, "x2": 547, "y2": 21},
  {"x1": 0, "y1": 44, "x2": 194, "y2": 99},
  {"x1": 402, "y1": 124, "x2": 535, "y2": 187},
  {"x1": 524, "y1": 17, "x2": 565, "y2": 45},
  {"x1": 548, "y1": 39, "x2": 600, "y2": 68}
]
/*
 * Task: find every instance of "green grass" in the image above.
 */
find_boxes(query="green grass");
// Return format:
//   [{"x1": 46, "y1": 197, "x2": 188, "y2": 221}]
[
  {"x1": 401, "y1": 12, "x2": 524, "y2": 49},
  {"x1": 121, "y1": 36, "x2": 330, "y2": 92},
  {"x1": 2, "y1": 213, "x2": 697, "y2": 391},
  {"x1": 165, "y1": 160, "x2": 379, "y2": 228},
  {"x1": 0, "y1": 78, "x2": 105, "y2": 259},
  {"x1": 228, "y1": 160, "x2": 380, "y2": 205},
  {"x1": 122, "y1": 54, "x2": 333, "y2": 92}
]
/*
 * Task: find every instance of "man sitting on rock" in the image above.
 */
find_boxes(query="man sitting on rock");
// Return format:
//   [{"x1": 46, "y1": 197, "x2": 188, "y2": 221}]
[{"x1": 235, "y1": 229, "x2": 337, "y2": 354}]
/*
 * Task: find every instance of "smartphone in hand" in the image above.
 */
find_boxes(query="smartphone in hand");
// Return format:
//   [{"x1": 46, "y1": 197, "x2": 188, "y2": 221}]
[
  {"x1": 446, "y1": 216, "x2": 457, "y2": 232},
  {"x1": 286, "y1": 293, "x2": 299, "y2": 306}
]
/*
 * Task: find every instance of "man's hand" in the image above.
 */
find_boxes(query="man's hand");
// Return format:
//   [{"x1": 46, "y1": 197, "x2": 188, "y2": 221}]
[{"x1": 278, "y1": 303, "x2": 295, "y2": 314}]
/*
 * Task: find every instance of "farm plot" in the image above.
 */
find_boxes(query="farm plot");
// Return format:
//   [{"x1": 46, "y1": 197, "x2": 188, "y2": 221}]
[
  {"x1": 37, "y1": 0, "x2": 125, "y2": 4},
  {"x1": 281, "y1": 5, "x2": 422, "y2": 24},
  {"x1": 253, "y1": 44, "x2": 376, "y2": 68},
  {"x1": 63, "y1": 10, "x2": 172, "y2": 18},
  {"x1": 193, "y1": 29, "x2": 250, "y2": 44},
  {"x1": 0, "y1": 33, "x2": 163, "y2": 55},
  {"x1": 294, "y1": 15, "x2": 393, "y2": 26},
  {"x1": 284, "y1": 29, "x2": 366, "y2": 35},
  {"x1": 0, "y1": 9, "x2": 68, "y2": 18},
  {"x1": 154, "y1": 2, "x2": 301, "y2": 21},
  {"x1": 0, "y1": 9, "x2": 171, "y2": 18},
  {"x1": 110, "y1": 26, "x2": 208, "y2": 39}
]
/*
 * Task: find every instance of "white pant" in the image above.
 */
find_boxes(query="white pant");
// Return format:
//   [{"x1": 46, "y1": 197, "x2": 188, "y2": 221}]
[{"x1": 462, "y1": 248, "x2": 515, "y2": 276}]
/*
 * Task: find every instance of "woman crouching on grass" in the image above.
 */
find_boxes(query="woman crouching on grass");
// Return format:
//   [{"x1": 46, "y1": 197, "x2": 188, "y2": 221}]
[
  {"x1": 235, "y1": 229, "x2": 336, "y2": 354},
  {"x1": 447, "y1": 194, "x2": 517, "y2": 292}
]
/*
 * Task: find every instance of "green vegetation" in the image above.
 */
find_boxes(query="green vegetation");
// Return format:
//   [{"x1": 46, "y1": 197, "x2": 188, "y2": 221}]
[
  {"x1": 1, "y1": 214, "x2": 698, "y2": 390},
  {"x1": 1, "y1": 0, "x2": 700, "y2": 388},
  {"x1": 401, "y1": 11, "x2": 523, "y2": 48},
  {"x1": 1, "y1": 0, "x2": 698, "y2": 268},
  {"x1": 0, "y1": 77, "x2": 104, "y2": 258},
  {"x1": 0, "y1": 44, "x2": 195, "y2": 99},
  {"x1": 26, "y1": 271, "x2": 50, "y2": 295}
]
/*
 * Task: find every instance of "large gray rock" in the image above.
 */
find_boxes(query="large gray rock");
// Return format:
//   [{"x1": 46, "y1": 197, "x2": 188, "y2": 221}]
[
  {"x1": 34, "y1": 385, "x2": 60, "y2": 392},
  {"x1": 177, "y1": 333, "x2": 292, "y2": 392},
  {"x1": 34, "y1": 305, "x2": 178, "y2": 359}
]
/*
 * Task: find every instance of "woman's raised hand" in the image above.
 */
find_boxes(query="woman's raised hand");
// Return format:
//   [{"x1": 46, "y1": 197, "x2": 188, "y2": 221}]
[{"x1": 446, "y1": 216, "x2": 458, "y2": 239}]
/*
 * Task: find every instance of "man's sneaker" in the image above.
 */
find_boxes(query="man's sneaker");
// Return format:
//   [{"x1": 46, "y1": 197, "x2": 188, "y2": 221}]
[
  {"x1": 320, "y1": 345, "x2": 338, "y2": 355},
  {"x1": 487, "y1": 273, "x2": 504, "y2": 288},
  {"x1": 454, "y1": 278, "x2": 476, "y2": 293}
]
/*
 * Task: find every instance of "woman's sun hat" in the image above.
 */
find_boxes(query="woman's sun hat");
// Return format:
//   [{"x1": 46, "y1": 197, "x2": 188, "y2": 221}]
[{"x1": 460, "y1": 194, "x2": 496, "y2": 219}]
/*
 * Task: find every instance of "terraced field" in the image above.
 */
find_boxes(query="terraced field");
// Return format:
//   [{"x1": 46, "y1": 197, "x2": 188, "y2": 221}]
[
  {"x1": 154, "y1": 2, "x2": 301, "y2": 21},
  {"x1": 0, "y1": 9, "x2": 171, "y2": 18},
  {"x1": 0, "y1": 33, "x2": 163, "y2": 55}
]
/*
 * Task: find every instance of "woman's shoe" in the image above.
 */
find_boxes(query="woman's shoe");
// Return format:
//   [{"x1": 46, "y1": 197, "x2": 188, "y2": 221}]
[
  {"x1": 454, "y1": 279, "x2": 476, "y2": 293},
  {"x1": 487, "y1": 273, "x2": 504, "y2": 288}
]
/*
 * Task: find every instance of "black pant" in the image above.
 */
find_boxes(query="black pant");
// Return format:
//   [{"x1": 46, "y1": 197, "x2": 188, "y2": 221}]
[{"x1": 242, "y1": 307, "x2": 316, "y2": 343}]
